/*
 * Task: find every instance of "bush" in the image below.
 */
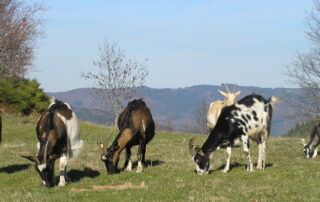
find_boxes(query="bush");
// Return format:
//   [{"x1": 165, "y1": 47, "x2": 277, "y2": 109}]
[
  {"x1": 0, "y1": 79, "x2": 50, "y2": 115},
  {"x1": 285, "y1": 120, "x2": 319, "y2": 137}
]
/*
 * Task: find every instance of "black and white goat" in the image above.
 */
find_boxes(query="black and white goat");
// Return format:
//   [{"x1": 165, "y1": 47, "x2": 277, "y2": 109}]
[
  {"x1": 22, "y1": 100, "x2": 83, "y2": 187},
  {"x1": 301, "y1": 124, "x2": 320, "y2": 158},
  {"x1": 189, "y1": 94, "x2": 279, "y2": 175}
]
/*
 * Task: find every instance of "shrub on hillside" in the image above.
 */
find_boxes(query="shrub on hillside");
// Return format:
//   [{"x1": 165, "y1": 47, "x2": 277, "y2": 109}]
[
  {"x1": 285, "y1": 120, "x2": 319, "y2": 137},
  {"x1": 0, "y1": 79, "x2": 49, "y2": 115}
]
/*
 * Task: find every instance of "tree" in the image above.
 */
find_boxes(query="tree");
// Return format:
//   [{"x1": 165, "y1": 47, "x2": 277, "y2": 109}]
[
  {"x1": 194, "y1": 100, "x2": 208, "y2": 134},
  {"x1": 0, "y1": 0, "x2": 45, "y2": 79},
  {"x1": 82, "y1": 40, "x2": 149, "y2": 125},
  {"x1": 287, "y1": 0, "x2": 320, "y2": 121},
  {"x1": 0, "y1": 79, "x2": 49, "y2": 115}
]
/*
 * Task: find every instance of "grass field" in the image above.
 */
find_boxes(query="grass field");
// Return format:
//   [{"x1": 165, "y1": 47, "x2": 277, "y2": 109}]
[{"x1": 0, "y1": 114, "x2": 320, "y2": 201}]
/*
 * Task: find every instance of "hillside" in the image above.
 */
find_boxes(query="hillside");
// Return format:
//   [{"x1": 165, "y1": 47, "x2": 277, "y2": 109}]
[
  {"x1": 0, "y1": 114, "x2": 320, "y2": 201},
  {"x1": 49, "y1": 85, "x2": 300, "y2": 135},
  {"x1": 285, "y1": 120, "x2": 319, "y2": 137}
]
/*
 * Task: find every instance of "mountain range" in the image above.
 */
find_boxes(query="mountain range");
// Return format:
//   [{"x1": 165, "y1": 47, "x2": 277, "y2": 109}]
[{"x1": 48, "y1": 85, "x2": 300, "y2": 136}]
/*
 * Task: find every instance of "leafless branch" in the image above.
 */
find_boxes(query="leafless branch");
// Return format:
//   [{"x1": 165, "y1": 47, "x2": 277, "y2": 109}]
[
  {"x1": 286, "y1": 0, "x2": 320, "y2": 121},
  {"x1": 0, "y1": 0, "x2": 45, "y2": 79},
  {"x1": 82, "y1": 40, "x2": 149, "y2": 125}
]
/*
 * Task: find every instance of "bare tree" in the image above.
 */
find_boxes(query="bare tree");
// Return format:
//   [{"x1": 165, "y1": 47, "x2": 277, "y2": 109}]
[
  {"x1": 0, "y1": 0, "x2": 45, "y2": 79},
  {"x1": 82, "y1": 40, "x2": 149, "y2": 125},
  {"x1": 194, "y1": 100, "x2": 208, "y2": 134},
  {"x1": 156, "y1": 120, "x2": 174, "y2": 132},
  {"x1": 286, "y1": 0, "x2": 320, "y2": 121}
]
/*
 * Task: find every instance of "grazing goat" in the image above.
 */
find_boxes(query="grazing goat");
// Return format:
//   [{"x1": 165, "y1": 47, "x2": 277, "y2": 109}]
[
  {"x1": 100, "y1": 99, "x2": 155, "y2": 174},
  {"x1": 207, "y1": 86, "x2": 241, "y2": 129},
  {"x1": 22, "y1": 100, "x2": 83, "y2": 187},
  {"x1": 301, "y1": 124, "x2": 320, "y2": 158},
  {"x1": 189, "y1": 94, "x2": 279, "y2": 175}
]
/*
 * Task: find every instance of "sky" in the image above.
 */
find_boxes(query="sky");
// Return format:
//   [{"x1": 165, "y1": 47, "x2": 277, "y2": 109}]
[{"x1": 30, "y1": 0, "x2": 313, "y2": 92}]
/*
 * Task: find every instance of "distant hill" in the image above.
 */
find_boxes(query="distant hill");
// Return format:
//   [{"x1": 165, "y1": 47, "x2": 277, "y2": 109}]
[{"x1": 48, "y1": 85, "x2": 300, "y2": 136}]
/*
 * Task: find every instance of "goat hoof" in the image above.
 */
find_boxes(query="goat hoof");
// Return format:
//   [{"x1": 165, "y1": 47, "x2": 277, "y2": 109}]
[
  {"x1": 58, "y1": 181, "x2": 66, "y2": 187},
  {"x1": 136, "y1": 166, "x2": 143, "y2": 173},
  {"x1": 257, "y1": 161, "x2": 266, "y2": 170},
  {"x1": 246, "y1": 165, "x2": 254, "y2": 172},
  {"x1": 246, "y1": 168, "x2": 253, "y2": 172},
  {"x1": 222, "y1": 169, "x2": 229, "y2": 173},
  {"x1": 125, "y1": 167, "x2": 132, "y2": 172}
]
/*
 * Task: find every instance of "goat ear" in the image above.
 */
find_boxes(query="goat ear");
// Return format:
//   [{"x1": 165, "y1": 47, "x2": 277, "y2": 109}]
[
  {"x1": 97, "y1": 142, "x2": 105, "y2": 153},
  {"x1": 301, "y1": 139, "x2": 307, "y2": 147},
  {"x1": 21, "y1": 155, "x2": 39, "y2": 163},
  {"x1": 218, "y1": 90, "x2": 227, "y2": 97},
  {"x1": 189, "y1": 138, "x2": 196, "y2": 156},
  {"x1": 195, "y1": 146, "x2": 202, "y2": 153},
  {"x1": 235, "y1": 91, "x2": 241, "y2": 96}
]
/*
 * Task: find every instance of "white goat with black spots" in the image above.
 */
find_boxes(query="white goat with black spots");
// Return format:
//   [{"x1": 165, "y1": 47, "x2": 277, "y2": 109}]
[{"x1": 189, "y1": 94, "x2": 279, "y2": 175}]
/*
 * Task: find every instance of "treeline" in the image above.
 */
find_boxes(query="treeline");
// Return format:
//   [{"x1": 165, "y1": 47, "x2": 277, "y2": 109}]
[
  {"x1": 0, "y1": 1, "x2": 48, "y2": 115},
  {"x1": 0, "y1": 79, "x2": 49, "y2": 115},
  {"x1": 285, "y1": 120, "x2": 319, "y2": 137}
]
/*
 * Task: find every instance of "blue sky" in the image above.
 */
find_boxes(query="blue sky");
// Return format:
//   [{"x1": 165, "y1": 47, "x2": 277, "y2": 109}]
[{"x1": 31, "y1": 0, "x2": 313, "y2": 92}]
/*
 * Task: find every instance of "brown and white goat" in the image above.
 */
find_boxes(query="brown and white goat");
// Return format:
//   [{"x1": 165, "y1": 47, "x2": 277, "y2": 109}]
[
  {"x1": 207, "y1": 86, "x2": 241, "y2": 129},
  {"x1": 100, "y1": 99, "x2": 155, "y2": 174},
  {"x1": 22, "y1": 100, "x2": 83, "y2": 187}
]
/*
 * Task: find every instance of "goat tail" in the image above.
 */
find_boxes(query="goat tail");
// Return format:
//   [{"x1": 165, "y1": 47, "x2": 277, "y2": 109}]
[
  {"x1": 68, "y1": 139, "x2": 83, "y2": 158},
  {"x1": 49, "y1": 96, "x2": 56, "y2": 104},
  {"x1": 269, "y1": 96, "x2": 280, "y2": 107}
]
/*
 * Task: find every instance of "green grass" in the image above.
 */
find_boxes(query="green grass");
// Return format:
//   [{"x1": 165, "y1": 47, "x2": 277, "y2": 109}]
[{"x1": 0, "y1": 114, "x2": 320, "y2": 201}]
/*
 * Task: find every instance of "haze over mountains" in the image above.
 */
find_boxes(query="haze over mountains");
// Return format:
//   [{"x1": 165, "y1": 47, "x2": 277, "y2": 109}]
[{"x1": 48, "y1": 85, "x2": 300, "y2": 136}]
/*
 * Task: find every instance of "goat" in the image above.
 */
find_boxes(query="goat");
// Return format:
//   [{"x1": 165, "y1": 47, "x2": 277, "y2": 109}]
[
  {"x1": 301, "y1": 124, "x2": 320, "y2": 158},
  {"x1": 99, "y1": 99, "x2": 155, "y2": 174},
  {"x1": 207, "y1": 85, "x2": 241, "y2": 129},
  {"x1": 21, "y1": 100, "x2": 83, "y2": 187},
  {"x1": 189, "y1": 94, "x2": 279, "y2": 175}
]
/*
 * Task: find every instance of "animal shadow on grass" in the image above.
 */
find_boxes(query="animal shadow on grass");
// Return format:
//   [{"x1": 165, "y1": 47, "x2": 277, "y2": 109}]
[
  {"x1": 0, "y1": 164, "x2": 31, "y2": 174},
  {"x1": 132, "y1": 160, "x2": 165, "y2": 169},
  {"x1": 67, "y1": 167, "x2": 100, "y2": 183},
  {"x1": 253, "y1": 163, "x2": 273, "y2": 169},
  {"x1": 213, "y1": 162, "x2": 273, "y2": 173},
  {"x1": 214, "y1": 162, "x2": 244, "y2": 173}
]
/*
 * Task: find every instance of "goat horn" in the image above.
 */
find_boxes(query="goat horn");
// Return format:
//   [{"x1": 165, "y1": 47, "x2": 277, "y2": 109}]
[
  {"x1": 223, "y1": 83, "x2": 230, "y2": 93},
  {"x1": 189, "y1": 138, "x2": 196, "y2": 156},
  {"x1": 97, "y1": 142, "x2": 105, "y2": 153},
  {"x1": 232, "y1": 84, "x2": 236, "y2": 93},
  {"x1": 21, "y1": 155, "x2": 40, "y2": 164},
  {"x1": 106, "y1": 130, "x2": 114, "y2": 145}
]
